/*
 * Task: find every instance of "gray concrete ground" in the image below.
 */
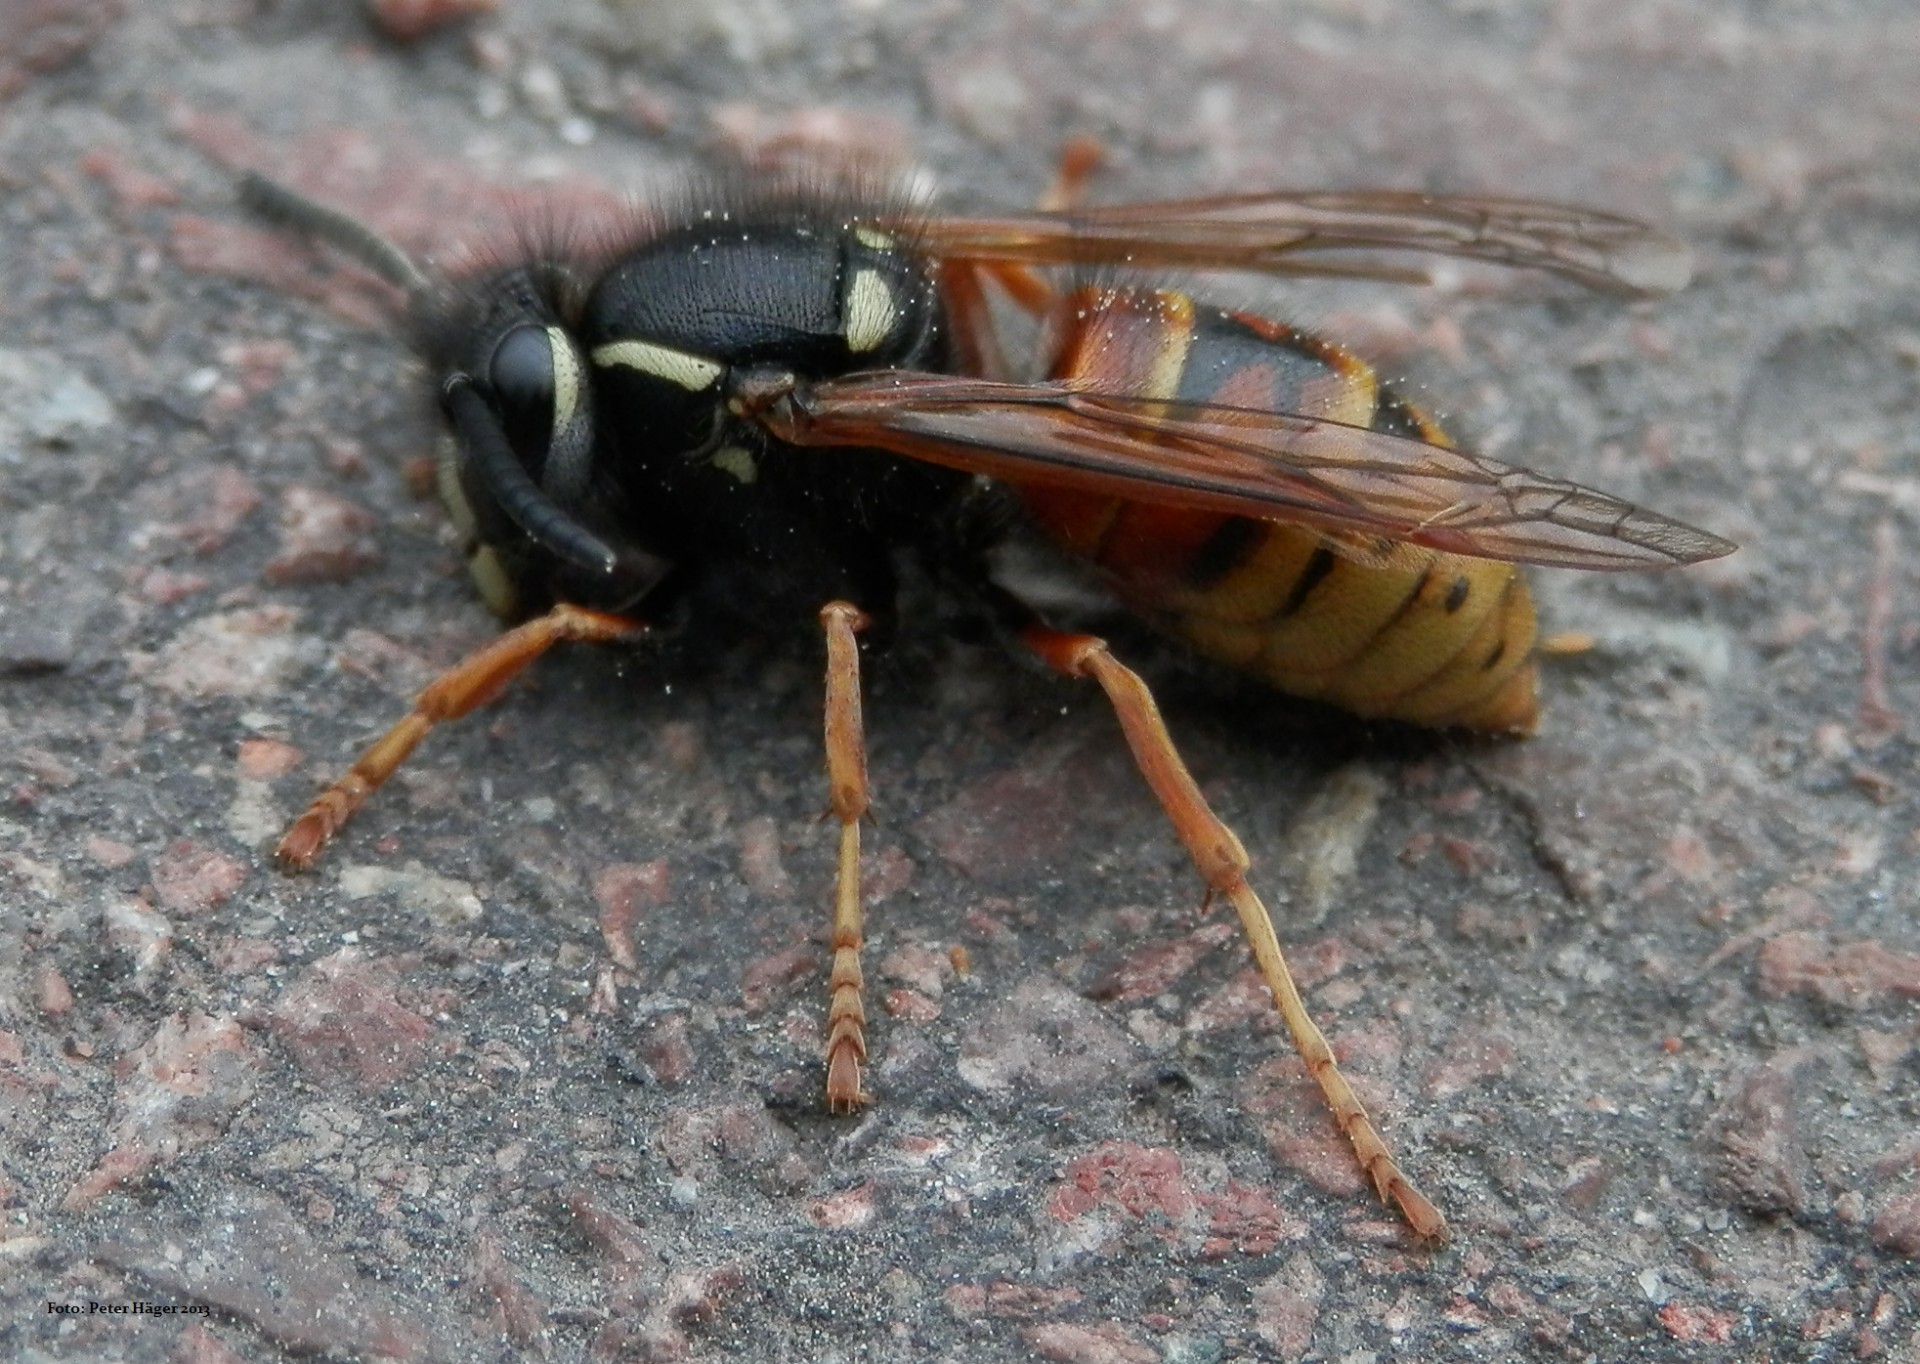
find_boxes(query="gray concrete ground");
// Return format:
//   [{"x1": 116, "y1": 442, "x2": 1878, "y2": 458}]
[{"x1": 1, "y1": 1, "x2": 1916, "y2": 1359}]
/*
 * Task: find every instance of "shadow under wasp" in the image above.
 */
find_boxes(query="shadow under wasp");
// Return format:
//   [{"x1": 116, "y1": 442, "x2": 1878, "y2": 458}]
[{"x1": 239, "y1": 149, "x2": 1733, "y2": 1242}]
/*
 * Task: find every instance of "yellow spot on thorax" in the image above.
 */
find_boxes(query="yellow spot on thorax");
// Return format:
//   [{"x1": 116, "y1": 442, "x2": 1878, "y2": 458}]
[
  {"x1": 844, "y1": 269, "x2": 898, "y2": 353},
  {"x1": 592, "y1": 340, "x2": 724, "y2": 391}
]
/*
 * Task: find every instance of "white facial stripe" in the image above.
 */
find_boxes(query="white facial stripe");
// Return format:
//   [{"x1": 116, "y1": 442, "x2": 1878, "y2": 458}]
[
  {"x1": 844, "y1": 269, "x2": 897, "y2": 354},
  {"x1": 852, "y1": 225, "x2": 896, "y2": 251},
  {"x1": 547, "y1": 326, "x2": 585, "y2": 434},
  {"x1": 591, "y1": 340, "x2": 724, "y2": 392}
]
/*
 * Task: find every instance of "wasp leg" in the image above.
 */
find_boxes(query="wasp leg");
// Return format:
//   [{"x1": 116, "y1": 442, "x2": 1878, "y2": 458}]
[
  {"x1": 277, "y1": 603, "x2": 646, "y2": 869},
  {"x1": 1017, "y1": 623, "x2": 1448, "y2": 1243},
  {"x1": 952, "y1": 135, "x2": 1108, "y2": 328},
  {"x1": 938, "y1": 260, "x2": 1014, "y2": 382},
  {"x1": 1039, "y1": 133, "x2": 1105, "y2": 212},
  {"x1": 820, "y1": 601, "x2": 874, "y2": 1112}
]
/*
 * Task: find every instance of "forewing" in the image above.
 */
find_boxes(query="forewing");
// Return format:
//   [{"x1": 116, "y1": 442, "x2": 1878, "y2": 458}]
[
  {"x1": 912, "y1": 190, "x2": 1691, "y2": 297},
  {"x1": 759, "y1": 372, "x2": 1734, "y2": 570}
]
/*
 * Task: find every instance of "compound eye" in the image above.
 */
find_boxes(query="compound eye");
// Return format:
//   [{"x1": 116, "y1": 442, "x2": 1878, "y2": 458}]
[
  {"x1": 488, "y1": 324, "x2": 557, "y2": 420},
  {"x1": 485, "y1": 323, "x2": 594, "y2": 499}
]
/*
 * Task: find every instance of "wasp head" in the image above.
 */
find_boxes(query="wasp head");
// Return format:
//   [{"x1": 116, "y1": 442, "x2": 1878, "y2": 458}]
[{"x1": 428, "y1": 261, "x2": 671, "y2": 619}]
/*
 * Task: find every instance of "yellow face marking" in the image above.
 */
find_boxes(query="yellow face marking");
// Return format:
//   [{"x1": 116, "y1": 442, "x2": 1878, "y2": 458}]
[
  {"x1": 844, "y1": 269, "x2": 897, "y2": 353},
  {"x1": 436, "y1": 453, "x2": 478, "y2": 541},
  {"x1": 853, "y1": 224, "x2": 896, "y2": 251},
  {"x1": 466, "y1": 545, "x2": 522, "y2": 620},
  {"x1": 591, "y1": 340, "x2": 724, "y2": 392},
  {"x1": 546, "y1": 326, "x2": 586, "y2": 432},
  {"x1": 711, "y1": 445, "x2": 758, "y2": 484}
]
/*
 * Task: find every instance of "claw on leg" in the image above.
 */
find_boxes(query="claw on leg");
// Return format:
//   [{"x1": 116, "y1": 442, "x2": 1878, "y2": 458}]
[
  {"x1": 820, "y1": 601, "x2": 873, "y2": 1113},
  {"x1": 1019, "y1": 623, "x2": 1447, "y2": 1243},
  {"x1": 276, "y1": 603, "x2": 646, "y2": 869}
]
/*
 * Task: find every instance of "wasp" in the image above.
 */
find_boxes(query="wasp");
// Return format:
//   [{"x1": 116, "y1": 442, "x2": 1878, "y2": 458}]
[{"x1": 240, "y1": 155, "x2": 1732, "y2": 1242}]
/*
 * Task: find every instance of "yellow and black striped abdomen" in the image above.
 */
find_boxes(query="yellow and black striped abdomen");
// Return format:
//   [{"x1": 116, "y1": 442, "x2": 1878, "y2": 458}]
[{"x1": 1021, "y1": 287, "x2": 1540, "y2": 733}]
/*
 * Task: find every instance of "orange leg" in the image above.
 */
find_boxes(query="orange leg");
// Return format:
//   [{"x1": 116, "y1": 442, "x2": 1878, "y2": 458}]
[
  {"x1": 820, "y1": 601, "x2": 873, "y2": 1112},
  {"x1": 951, "y1": 136, "x2": 1110, "y2": 337},
  {"x1": 976, "y1": 134, "x2": 1109, "y2": 315},
  {"x1": 277, "y1": 603, "x2": 646, "y2": 869},
  {"x1": 976, "y1": 260, "x2": 1057, "y2": 319},
  {"x1": 938, "y1": 260, "x2": 1012, "y2": 382},
  {"x1": 1019, "y1": 623, "x2": 1448, "y2": 1242},
  {"x1": 1038, "y1": 132, "x2": 1106, "y2": 212}
]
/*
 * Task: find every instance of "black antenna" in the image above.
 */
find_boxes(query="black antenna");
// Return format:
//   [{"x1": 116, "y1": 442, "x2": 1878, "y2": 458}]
[
  {"x1": 442, "y1": 377, "x2": 620, "y2": 576},
  {"x1": 237, "y1": 171, "x2": 432, "y2": 299}
]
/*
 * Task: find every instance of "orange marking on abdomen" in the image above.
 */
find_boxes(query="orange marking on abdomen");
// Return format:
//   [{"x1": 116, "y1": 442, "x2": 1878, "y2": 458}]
[{"x1": 1019, "y1": 283, "x2": 1544, "y2": 734}]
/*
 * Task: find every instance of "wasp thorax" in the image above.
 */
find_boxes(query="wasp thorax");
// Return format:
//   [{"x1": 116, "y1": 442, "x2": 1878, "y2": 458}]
[{"x1": 570, "y1": 221, "x2": 948, "y2": 490}]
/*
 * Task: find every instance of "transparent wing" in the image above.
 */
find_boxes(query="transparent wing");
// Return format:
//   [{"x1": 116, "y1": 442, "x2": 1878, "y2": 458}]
[
  {"x1": 910, "y1": 190, "x2": 1691, "y2": 297},
  {"x1": 752, "y1": 371, "x2": 1733, "y2": 570}
]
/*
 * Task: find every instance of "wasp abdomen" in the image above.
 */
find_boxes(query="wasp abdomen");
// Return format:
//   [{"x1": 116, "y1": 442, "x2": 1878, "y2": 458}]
[{"x1": 1023, "y1": 287, "x2": 1540, "y2": 733}]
